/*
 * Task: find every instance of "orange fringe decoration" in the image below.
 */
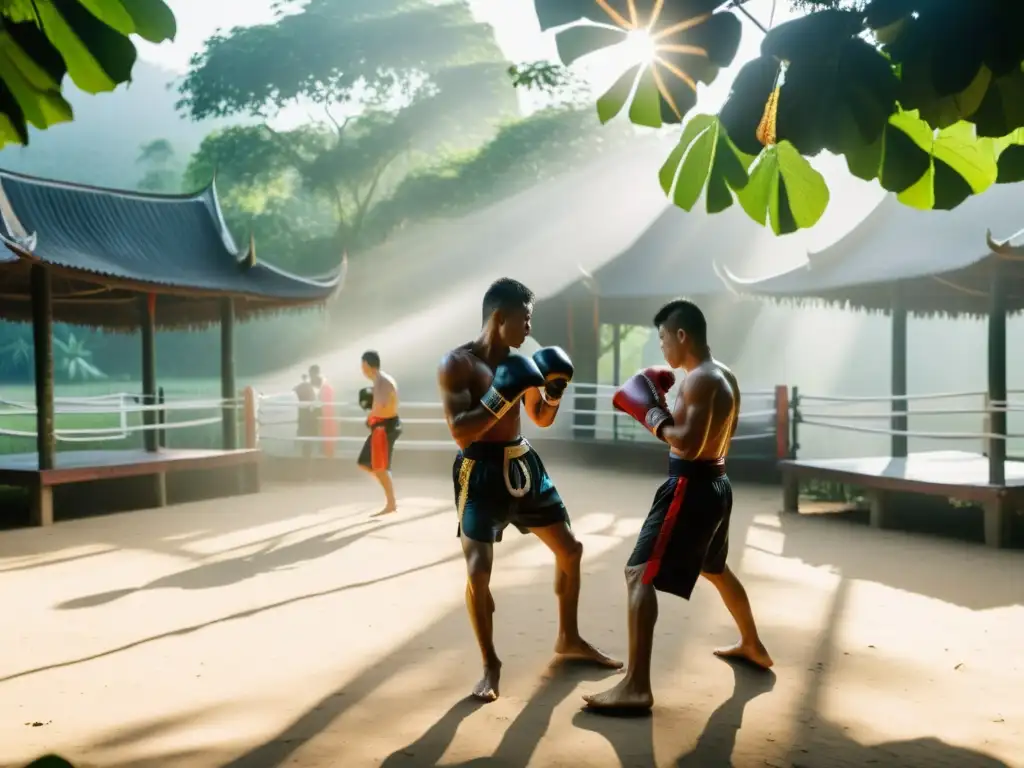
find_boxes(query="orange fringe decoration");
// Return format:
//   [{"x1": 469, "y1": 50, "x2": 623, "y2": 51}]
[{"x1": 756, "y1": 86, "x2": 780, "y2": 147}]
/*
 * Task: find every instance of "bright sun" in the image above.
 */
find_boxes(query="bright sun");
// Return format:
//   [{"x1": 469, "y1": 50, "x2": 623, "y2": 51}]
[{"x1": 623, "y1": 28, "x2": 658, "y2": 63}]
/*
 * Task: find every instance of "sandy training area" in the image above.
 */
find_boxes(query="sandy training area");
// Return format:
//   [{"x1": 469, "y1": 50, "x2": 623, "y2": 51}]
[{"x1": 0, "y1": 462, "x2": 1020, "y2": 768}]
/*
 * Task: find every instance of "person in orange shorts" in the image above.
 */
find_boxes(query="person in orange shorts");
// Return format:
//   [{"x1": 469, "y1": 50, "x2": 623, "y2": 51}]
[{"x1": 357, "y1": 350, "x2": 401, "y2": 517}]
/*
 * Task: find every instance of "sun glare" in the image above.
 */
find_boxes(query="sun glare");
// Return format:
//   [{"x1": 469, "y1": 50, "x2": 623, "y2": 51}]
[{"x1": 624, "y1": 28, "x2": 658, "y2": 63}]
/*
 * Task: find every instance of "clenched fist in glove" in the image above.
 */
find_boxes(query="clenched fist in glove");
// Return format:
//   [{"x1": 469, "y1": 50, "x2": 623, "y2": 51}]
[
  {"x1": 612, "y1": 367, "x2": 676, "y2": 438},
  {"x1": 532, "y1": 346, "x2": 573, "y2": 404}
]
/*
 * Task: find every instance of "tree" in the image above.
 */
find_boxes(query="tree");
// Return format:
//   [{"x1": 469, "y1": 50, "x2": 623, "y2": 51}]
[
  {"x1": 136, "y1": 138, "x2": 181, "y2": 192},
  {"x1": 0, "y1": 329, "x2": 32, "y2": 378},
  {"x1": 54, "y1": 331, "x2": 104, "y2": 382},
  {"x1": 365, "y1": 105, "x2": 632, "y2": 237},
  {"x1": 0, "y1": 0, "x2": 175, "y2": 148},
  {"x1": 514, "y1": 0, "x2": 1024, "y2": 234},
  {"x1": 177, "y1": 0, "x2": 518, "y2": 254}
]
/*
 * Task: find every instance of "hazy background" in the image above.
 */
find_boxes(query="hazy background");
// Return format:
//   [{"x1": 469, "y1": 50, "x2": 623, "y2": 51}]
[{"x1": 0, "y1": 0, "x2": 1021, "y2": 461}]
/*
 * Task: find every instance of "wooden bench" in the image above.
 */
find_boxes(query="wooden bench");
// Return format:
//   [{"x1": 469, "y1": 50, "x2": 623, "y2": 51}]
[
  {"x1": 0, "y1": 448, "x2": 261, "y2": 526},
  {"x1": 780, "y1": 450, "x2": 1023, "y2": 548}
]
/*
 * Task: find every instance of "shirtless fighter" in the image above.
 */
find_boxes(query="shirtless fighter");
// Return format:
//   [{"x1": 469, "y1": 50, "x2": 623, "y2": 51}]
[
  {"x1": 438, "y1": 277, "x2": 621, "y2": 702},
  {"x1": 357, "y1": 350, "x2": 401, "y2": 518},
  {"x1": 584, "y1": 298, "x2": 772, "y2": 713}
]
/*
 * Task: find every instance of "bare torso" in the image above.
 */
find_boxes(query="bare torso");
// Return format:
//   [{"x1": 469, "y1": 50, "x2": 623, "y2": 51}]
[
  {"x1": 445, "y1": 342, "x2": 522, "y2": 443},
  {"x1": 372, "y1": 371, "x2": 400, "y2": 418},
  {"x1": 671, "y1": 358, "x2": 740, "y2": 460}
]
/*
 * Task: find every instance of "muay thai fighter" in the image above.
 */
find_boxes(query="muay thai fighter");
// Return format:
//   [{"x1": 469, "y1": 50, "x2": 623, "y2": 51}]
[
  {"x1": 584, "y1": 298, "x2": 773, "y2": 714},
  {"x1": 438, "y1": 277, "x2": 622, "y2": 702},
  {"x1": 357, "y1": 350, "x2": 402, "y2": 518}
]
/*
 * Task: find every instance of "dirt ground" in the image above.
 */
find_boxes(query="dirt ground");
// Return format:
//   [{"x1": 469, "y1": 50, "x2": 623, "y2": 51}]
[{"x1": 0, "y1": 463, "x2": 1020, "y2": 768}]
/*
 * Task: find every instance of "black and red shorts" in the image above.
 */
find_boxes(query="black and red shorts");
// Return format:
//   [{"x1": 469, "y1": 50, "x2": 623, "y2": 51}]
[
  {"x1": 626, "y1": 455, "x2": 733, "y2": 600},
  {"x1": 357, "y1": 416, "x2": 402, "y2": 472}
]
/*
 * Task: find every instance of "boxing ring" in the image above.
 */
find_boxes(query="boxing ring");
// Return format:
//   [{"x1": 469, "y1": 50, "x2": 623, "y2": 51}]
[
  {"x1": 783, "y1": 388, "x2": 1024, "y2": 548},
  {"x1": 7, "y1": 382, "x2": 1022, "y2": 547},
  {"x1": 0, "y1": 391, "x2": 258, "y2": 525},
  {"x1": 250, "y1": 382, "x2": 787, "y2": 465}
]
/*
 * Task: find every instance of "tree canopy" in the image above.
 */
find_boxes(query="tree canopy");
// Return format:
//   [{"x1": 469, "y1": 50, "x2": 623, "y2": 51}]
[
  {"x1": 177, "y1": 0, "x2": 518, "y2": 255},
  {"x1": 0, "y1": 0, "x2": 175, "y2": 148},
  {"x1": 515, "y1": 0, "x2": 1024, "y2": 234}
]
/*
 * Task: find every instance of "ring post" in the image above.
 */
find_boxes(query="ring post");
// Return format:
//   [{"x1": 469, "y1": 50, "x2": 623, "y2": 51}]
[
  {"x1": 781, "y1": 385, "x2": 800, "y2": 514},
  {"x1": 243, "y1": 387, "x2": 258, "y2": 450},
  {"x1": 773, "y1": 384, "x2": 789, "y2": 459}
]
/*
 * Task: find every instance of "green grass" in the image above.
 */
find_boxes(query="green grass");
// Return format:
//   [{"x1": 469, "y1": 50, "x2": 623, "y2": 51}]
[{"x1": 0, "y1": 378, "x2": 225, "y2": 455}]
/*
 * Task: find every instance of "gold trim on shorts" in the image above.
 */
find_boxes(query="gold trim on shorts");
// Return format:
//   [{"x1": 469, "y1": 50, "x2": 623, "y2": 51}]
[{"x1": 456, "y1": 458, "x2": 476, "y2": 524}]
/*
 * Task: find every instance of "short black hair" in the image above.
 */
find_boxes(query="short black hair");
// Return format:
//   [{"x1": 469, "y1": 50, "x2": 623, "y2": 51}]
[
  {"x1": 361, "y1": 350, "x2": 381, "y2": 369},
  {"x1": 653, "y1": 299, "x2": 707, "y2": 346},
  {"x1": 309, "y1": 364, "x2": 320, "y2": 375},
  {"x1": 482, "y1": 277, "x2": 534, "y2": 324}
]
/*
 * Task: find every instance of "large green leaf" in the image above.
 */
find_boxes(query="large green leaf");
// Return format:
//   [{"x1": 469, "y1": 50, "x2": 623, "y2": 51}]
[
  {"x1": 993, "y1": 128, "x2": 1024, "y2": 184},
  {"x1": 658, "y1": 114, "x2": 752, "y2": 214},
  {"x1": 596, "y1": 64, "x2": 640, "y2": 124},
  {"x1": 892, "y1": 114, "x2": 997, "y2": 210},
  {"x1": 539, "y1": 0, "x2": 741, "y2": 126},
  {"x1": 554, "y1": 25, "x2": 626, "y2": 66},
  {"x1": 0, "y1": 0, "x2": 176, "y2": 148},
  {"x1": 737, "y1": 141, "x2": 829, "y2": 235},
  {"x1": 120, "y1": 0, "x2": 177, "y2": 43}
]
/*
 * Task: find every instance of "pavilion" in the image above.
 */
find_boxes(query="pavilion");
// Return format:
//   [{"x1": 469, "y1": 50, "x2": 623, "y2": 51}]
[
  {"x1": 0, "y1": 168, "x2": 342, "y2": 525},
  {"x1": 718, "y1": 184, "x2": 1024, "y2": 546},
  {"x1": 531, "y1": 204, "x2": 779, "y2": 458}
]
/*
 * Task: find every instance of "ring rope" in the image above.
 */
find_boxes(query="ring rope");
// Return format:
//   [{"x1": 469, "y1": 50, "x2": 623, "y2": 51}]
[
  {"x1": 797, "y1": 390, "x2": 989, "y2": 403},
  {"x1": 798, "y1": 418, "x2": 1022, "y2": 441},
  {"x1": 796, "y1": 407, "x2": 1016, "y2": 419}
]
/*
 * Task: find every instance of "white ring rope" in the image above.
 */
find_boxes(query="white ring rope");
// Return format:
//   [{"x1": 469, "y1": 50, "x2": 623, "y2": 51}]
[
  {"x1": 0, "y1": 416, "x2": 223, "y2": 441},
  {"x1": 797, "y1": 407, "x2": 1014, "y2": 420},
  {"x1": 798, "y1": 419, "x2": 1023, "y2": 441},
  {"x1": 797, "y1": 390, "x2": 989, "y2": 403},
  {"x1": 0, "y1": 399, "x2": 238, "y2": 417}
]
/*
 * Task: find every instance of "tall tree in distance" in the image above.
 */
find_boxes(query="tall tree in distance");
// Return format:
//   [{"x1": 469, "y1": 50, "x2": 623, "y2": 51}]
[
  {"x1": 136, "y1": 139, "x2": 181, "y2": 192},
  {"x1": 176, "y1": 0, "x2": 518, "y2": 255}
]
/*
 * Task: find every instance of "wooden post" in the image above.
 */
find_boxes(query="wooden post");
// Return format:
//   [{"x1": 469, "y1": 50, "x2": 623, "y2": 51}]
[
  {"x1": 789, "y1": 385, "x2": 800, "y2": 459},
  {"x1": 220, "y1": 297, "x2": 237, "y2": 450},
  {"x1": 774, "y1": 384, "x2": 789, "y2": 459},
  {"x1": 987, "y1": 260, "x2": 1007, "y2": 485},
  {"x1": 568, "y1": 291, "x2": 598, "y2": 440},
  {"x1": 157, "y1": 386, "x2": 166, "y2": 448},
  {"x1": 982, "y1": 393, "x2": 991, "y2": 458},
  {"x1": 890, "y1": 288, "x2": 908, "y2": 458},
  {"x1": 140, "y1": 294, "x2": 157, "y2": 453},
  {"x1": 781, "y1": 385, "x2": 800, "y2": 514},
  {"x1": 611, "y1": 324, "x2": 621, "y2": 441},
  {"x1": 30, "y1": 265, "x2": 55, "y2": 471},
  {"x1": 243, "y1": 386, "x2": 258, "y2": 449},
  {"x1": 30, "y1": 265, "x2": 55, "y2": 526}
]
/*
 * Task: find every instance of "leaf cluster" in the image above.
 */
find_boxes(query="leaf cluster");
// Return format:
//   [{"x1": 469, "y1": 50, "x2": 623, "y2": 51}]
[
  {"x1": 0, "y1": 0, "x2": 175, "y2": 148},
  {"x1": 528, "y1": 0, "x2": 1024, "y2": 233}
]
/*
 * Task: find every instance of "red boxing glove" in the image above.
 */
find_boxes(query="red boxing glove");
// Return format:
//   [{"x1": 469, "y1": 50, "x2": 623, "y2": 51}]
[
  {"x1": 642, "y1": 367, "x2": 676, "y2": 399},
  {"x1": 613, "y1": 369, "x2": 675, "y2": 438}
]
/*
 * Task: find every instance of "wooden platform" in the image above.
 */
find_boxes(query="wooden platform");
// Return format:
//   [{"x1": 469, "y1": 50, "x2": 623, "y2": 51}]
[
  {"x1": 780, "y1": 450, "x2": 1022, "y2": 548},
  {"x1": 0, "y1": 448, "x2": 261, "y2": 527}
]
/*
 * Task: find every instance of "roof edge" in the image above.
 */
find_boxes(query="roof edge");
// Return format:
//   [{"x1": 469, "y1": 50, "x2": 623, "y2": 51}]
[{"x1": 0, "y1": 166, "x2": 210, "y2": 203}]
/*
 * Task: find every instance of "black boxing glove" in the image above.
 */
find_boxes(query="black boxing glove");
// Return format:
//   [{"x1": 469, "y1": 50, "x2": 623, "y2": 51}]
[
  {"x1": 480, "y1": 354, "x2": 545, "y2": 419},
  {"x1": 358, "y1": 387, "x2": 373, "y2": 411},
  {"x1": 532, "y1": 346, "x2": 573, "y2": 405}
]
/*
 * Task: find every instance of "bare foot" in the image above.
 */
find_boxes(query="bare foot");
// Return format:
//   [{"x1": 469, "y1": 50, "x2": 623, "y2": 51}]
[
  {"x1": 713, "y1": 641, "x2": 774, "y2": 669},
  {"x1": 471, "y1": 663, "x2": 501, "y2": 702},
  {"x1": 555, "y1": 637, "x2": 623, "y2": 669},
  {"x1": 582, "y1": 679, "x2": 654, "y2": 712},
  {"x1": 370, "y1": 505, "x2": 397, "y2": 519}
]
